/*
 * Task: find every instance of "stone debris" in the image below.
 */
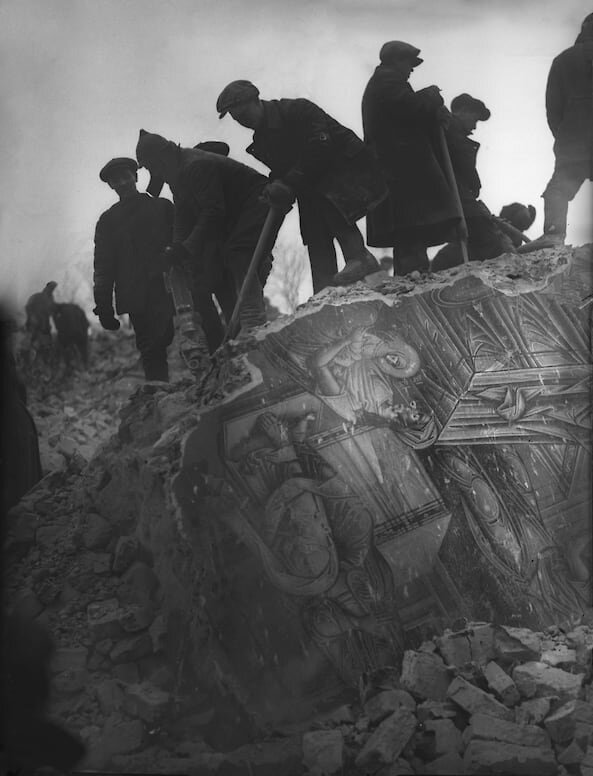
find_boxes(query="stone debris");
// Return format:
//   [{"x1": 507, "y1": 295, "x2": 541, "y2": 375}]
[
  {"x1": 400, "y1": 649, "x2": 452, "y2": 701},
  {"x1": 512, "y1": 661, "x2": 585, "y2": 702},
  {"x1": 483, "y1": 659, "x2": 521, "y2": 706},
  {"x1": 5, "y1": 295, "x2": 593, "y2": 774}
]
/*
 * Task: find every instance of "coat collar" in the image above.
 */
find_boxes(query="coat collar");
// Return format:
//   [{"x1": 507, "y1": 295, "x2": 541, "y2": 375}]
[{"x1": 259, "y1": 100, "x2": 283, "y2": 130}]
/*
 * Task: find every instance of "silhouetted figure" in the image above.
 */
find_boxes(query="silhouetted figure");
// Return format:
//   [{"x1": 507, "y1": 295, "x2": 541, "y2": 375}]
[
  {"x1": 432, "y1": 93, "x2": 515, "y2": 271},
  {"x1": 136, "y1": 130, "x2": 274, "y2": 344},
  {"x1": 52, "y1": 301, "x2": 90, "y2": 368},
  {"x1": 499, "y1": 202, "x2": 537, "y2": 247},
  {"x1": 93, "y1": 157, "x2": 175, "y2": 381},
  {"x1": 25, "y1": 280, "x2": 57, "y2": 352},
  {"x1": 1, "y1": 312, "x2": 42, "y2": 512},
  {"x1": 362, "y1": 41, "x2": 459, "y2": 275},
  {"x1": 217, "y1": 80, "x2": 386, "y2": 290},
  {"x1": 1, "y1": 612, "x2": 86, "y2": 773},
  {"x1": 530, "y1": 13, "x2": 593, "y2": 248}
]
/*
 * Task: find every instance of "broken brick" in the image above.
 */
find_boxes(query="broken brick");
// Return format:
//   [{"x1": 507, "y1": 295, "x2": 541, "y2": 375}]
[
  {"x1": 355, "y1": 707, "x2": 417, "y2": 771},
  {"x1": 512, "y1": 661, "x2": 584, "y2": 703},
  {"x1": 463, "y1": 739, "x2": 556, "y2": 775},
  {"x1": 483, "y1": 660, "x2": 520, "y2": 706},
  {"x1": 364, "y1": 689, "x2": 416, "y2": 724},
  {"x1": 400, "y1": 650, "x2": 451, "y2": 701},
  {"x1": 446, "y1": 675, "x2": 514, "y2": 720},
  {"x1": 424, "y1": 718, "x2": 462, "y2": 755},
  {"x1": 543, "y1": 699, "x2": 593, "y2": 743},
  {"x1": 494, "y1": 626, "x2": 542, "y2": 663},
  {"x1": 515, "y1": 696, "x2": 554, "y2": 725},
  {"x1": 463, "y1": 711, "x2": 550, "y2": 748}
]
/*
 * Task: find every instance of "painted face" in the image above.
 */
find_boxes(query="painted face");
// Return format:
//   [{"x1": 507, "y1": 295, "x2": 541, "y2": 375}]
[{"x1": 379, "y1": 344, "x2": 421, "y2": 378}]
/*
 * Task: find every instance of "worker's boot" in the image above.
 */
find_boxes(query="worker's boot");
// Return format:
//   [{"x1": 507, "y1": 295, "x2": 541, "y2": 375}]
[{"x1": 332, "y1": 250, "x2": 380, "y2": 285}]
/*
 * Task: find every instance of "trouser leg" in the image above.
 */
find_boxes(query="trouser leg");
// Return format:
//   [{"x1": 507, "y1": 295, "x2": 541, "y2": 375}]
[
  {"x1": 317, "y1": 196, "x2": 379, "y2": 285},
  {"x1": 225, "y1": 194, "x2": 271, "y2": 333},
  {"x1": 431, "y1": 243, "x2": 462, "y2": 271},
  {"x1": 542, "y1": 159, "x2": 587, "y2": 236},
  {"x1": 392, "y1": 239, "x2": 429, "y2": 276},
  {"x1": 129, "y1": 306, "x2": 174, "y2": 381},
  {"x1": 191, "y1": 285, "x2": 225, "y2": 353}
]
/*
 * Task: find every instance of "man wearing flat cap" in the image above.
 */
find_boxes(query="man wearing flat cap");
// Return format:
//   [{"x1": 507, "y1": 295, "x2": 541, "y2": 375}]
[
  {"x1": 432, "y1": 93, "x2": 515, "y2": 271},
  {"x1": 362, "y1": 41, "x2": 460, "y2": 275},
  {"x1": 93, "y1": 156, "x2": 175, "y2": 381},
  {"x1": 216, "y1": 80, "x2": 387, "y2": 292},
  {"x1": 136, "y1": 130, "x2": 274, "y2": 346}
]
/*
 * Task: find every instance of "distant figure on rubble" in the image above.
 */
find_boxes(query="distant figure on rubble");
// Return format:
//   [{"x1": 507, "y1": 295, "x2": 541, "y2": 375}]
[
  {"x1": 498, "y1": 202, "x2": 537, "y2": 248},
  {"x1": 432, "y1": 93, "x2": 515, "y2": 271},
  {"x1": 136, "y1": 129, "x2": 274, "y2": 347},
  {"x1": 93, "y1": 156, "x2": 175, "y2": 382},
  {"x1": 25, "y1": 280, "x2": 57, "y2": 352},
  {"x1": 216, "y1": 80, "x2": 387, "y2": 291},
  {"x1": 362, "y1": 41, "x2": 460, "y2": 276},
  {"x1": 527, "y1": 13, "x2": 593, "y2": 249},
  {"x1": 52, "y1": 302, "x2": 90, "y2": 368}
]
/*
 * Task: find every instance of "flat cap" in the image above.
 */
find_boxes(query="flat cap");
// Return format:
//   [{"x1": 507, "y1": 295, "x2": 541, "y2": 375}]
[
  {"x1": 99, "y1": 157, "x2": 138, "y2": 182},
  {"x1": 216, "y1": 80, "x2": 260, "y2": 118},
  {"x1": 451, "y1": 93, "x2": 491, "y2": 121},
  {"x1": 379, "y1": 41, "x2": 423, "y2": 66}
]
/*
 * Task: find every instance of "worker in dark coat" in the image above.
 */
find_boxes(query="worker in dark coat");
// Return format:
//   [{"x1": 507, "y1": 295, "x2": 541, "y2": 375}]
[
  {"x1": 93, "y1": 157, "x2": 175, "y2": 381},
  {"x1": 432, "y1": 94, "x2": 515, "y2": 271},
  {"x1": 362, "y1": 41, "x2": 460, "y2": 276},
  {"x1": 135, "y1": 130, "x2": 274, "y2": 346},
  {"x1": 216, "y1": 80, "x2": 387, "y2": 291},
  {"x1": 530, "y1": 13, "x2": 593, "y2": 247},
  {"x1": 499, "y1": 203, "x2": 537, "y2": 247}
]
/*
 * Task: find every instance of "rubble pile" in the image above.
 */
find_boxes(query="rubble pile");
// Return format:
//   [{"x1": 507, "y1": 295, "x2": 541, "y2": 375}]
[
  {"x1": 4, "y1": 373, "x2": 593, "y2": 773},
  {"x1": 4, "y1": 248, "x2": 593, "y2": 773}
]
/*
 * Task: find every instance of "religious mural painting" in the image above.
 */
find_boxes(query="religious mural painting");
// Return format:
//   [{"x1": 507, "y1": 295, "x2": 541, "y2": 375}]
[{"x1": 175, "y1": 253, "x2": 591, "y2": 720}]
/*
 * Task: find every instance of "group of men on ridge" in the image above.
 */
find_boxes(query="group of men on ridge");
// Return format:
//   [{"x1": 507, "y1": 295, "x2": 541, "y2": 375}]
[{"x1": 93, "y1": 14, "x2": 593, "y2": 381}]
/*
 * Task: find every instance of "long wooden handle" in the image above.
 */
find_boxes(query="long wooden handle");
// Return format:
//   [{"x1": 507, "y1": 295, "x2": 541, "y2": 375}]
[
  {"x1": 438, "y1": 126, "x2": 470, "y2": 264},
  {"x1": 222, "y1": 204, "x2": 286, "y2": 346}
]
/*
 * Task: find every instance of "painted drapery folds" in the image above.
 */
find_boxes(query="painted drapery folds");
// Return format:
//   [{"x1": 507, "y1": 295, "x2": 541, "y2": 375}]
[{"x1": 174, "y1": 248, "x2": 591, "y2": 722}]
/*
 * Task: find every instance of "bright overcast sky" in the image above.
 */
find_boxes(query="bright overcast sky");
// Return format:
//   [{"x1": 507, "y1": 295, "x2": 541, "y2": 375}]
[{"x1": 1, "y1": 0, "x2": 591, "y2": 317}]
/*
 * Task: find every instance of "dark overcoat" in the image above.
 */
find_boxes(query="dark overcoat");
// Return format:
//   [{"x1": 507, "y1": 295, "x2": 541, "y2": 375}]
[
  {"x1": 361, "y1": 64, "x2": 459, "y2": 247},
  {"x1": 172, "y1": 148, "x2": 267, "y2": 251},
  {"x1": 245, "y1": 99, "x2": 387, "y2": 244},
  {"x1": 546, "y1": 38, "x2": 593, "y2": 164},
  {"x1": 93, "y1": 193, "x2": 173, "y2": 315}
]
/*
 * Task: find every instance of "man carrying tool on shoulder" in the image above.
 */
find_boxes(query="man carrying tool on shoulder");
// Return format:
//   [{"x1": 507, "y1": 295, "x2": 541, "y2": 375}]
[
  {"x1": 432, "y1": 93, "x2": 515, "y2": 271},
  {"x1": 216, "y1": 80, "x2": 387, "y2": 293},
  {"x1": 136, "y1": 130, "x2": 274, "y2": 352},
  {"x1": 362, "y1": 41, "x2": 461, "y2": 276},
  {"x1": 93, "y1": 157, "x2": 175, "y2": 382}
]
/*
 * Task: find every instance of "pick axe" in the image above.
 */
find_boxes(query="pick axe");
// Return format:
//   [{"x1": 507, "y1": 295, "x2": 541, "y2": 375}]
[{"x1": 218, "y1": 201, "x2": 291, "y2": 351}]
